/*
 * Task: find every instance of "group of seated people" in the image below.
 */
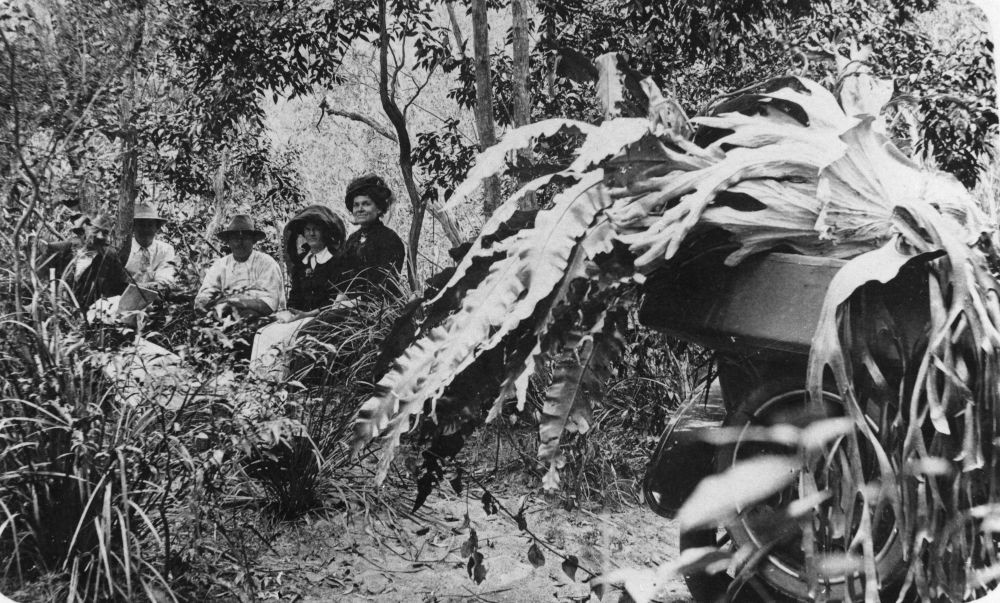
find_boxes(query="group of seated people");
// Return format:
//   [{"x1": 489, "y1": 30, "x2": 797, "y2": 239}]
[{"x1": 51, "y1": 173, "x2": 406, "y2": 332}]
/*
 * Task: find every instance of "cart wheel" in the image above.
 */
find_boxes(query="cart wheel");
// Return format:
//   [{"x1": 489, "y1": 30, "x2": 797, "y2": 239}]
[
  {"x1": 716, "y1": 370, "x2": 905, "y2": 602},
  {"x1": 679, "y1": 527, "x2": 772, "y2": 602}
]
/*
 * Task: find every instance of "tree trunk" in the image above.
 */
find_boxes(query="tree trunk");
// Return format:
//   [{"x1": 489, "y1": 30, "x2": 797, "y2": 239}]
[
  {"x1": 510, "y1": 0, "x2": 535, "y2": 209},
  {"x1": 470, "y1": 0, "x2": 501, "y2": 215},
  {"x1": 511, "y1": 0, "x2": 531, "y2": 130},
  {"x1": 209, "y1": 151, "x2": 229, "y2": 240},
  {"x1": 378, "y1": 0, "x2": 422, "y2": 292},
  {"x1": 115, "y1": 4, "x2": 146, "y2": 263},
  {"x1": 116, "y1": 123, "x2": 138, "y2": 261},
  {"x1": 445, "y1": 2, "x2": 465, "y2": 57}
]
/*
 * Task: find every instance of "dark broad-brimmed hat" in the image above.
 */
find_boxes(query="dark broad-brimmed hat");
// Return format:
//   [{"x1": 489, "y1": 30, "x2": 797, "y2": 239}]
[
  {"x1": 282, "y1": 204, "x2": 347, "y2": 271},
  {"x1": 71, "y1": 213, "x2": 114, "y2": 235},
  {"x1": 216, "y1": 214, "x2": 266, "y2": 241},
  {"x1": 133, "y1": 204, "x2": 168, "y2": 224},
  {"x1": 344, "y1": 173, "x2": 393, "y2": 212}
]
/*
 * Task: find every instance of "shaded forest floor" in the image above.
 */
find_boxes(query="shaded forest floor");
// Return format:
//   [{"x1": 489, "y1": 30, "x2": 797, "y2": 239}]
[{"x1": 252, "y1": 486, "x2": 691, "y2": 603}]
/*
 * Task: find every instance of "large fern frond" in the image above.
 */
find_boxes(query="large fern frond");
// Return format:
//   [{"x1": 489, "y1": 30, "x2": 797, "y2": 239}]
[
  {"x1": 354, "y1": 63, "x2": 999, "y2": 600},
  {"x1": 354, "y1": 172, "x2": 614, "y2": 481},
  {"x1": 537, "y1": 316, "x2": 625, "y2": 489}
]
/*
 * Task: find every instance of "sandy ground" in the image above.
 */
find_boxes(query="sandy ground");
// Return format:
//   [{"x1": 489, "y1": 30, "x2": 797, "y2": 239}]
[{"x1": 252, "y1": 489, "x2": 693, "y2": 603}]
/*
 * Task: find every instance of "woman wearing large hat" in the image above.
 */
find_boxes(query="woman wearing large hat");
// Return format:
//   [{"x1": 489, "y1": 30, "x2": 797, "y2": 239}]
[
  {"x1": 249, "y1": 205, "x2": 352, "y2": 378},
  {"x1": 282, "y1": 204, "x2": 348, "y2": 315},
  {"x1": 124, "y1": 204, "x2": 177, "y2": 292},
  {"x1": 341, "y1": 173, "x2": 406, "y2": 297},
  {"x1": 194, "y1": 214, "x2": 285, "y2": 318}
]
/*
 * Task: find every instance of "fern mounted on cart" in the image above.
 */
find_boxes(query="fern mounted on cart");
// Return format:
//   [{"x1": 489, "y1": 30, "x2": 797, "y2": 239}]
[{"x1": 352, "y1": 51, "x2": 999, "y2": 602}]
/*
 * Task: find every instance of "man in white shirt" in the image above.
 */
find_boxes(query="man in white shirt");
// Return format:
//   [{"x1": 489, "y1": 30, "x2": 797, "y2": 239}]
[
  {"x1": 194, "y1": 214, "x2": 284, "y2": 318},
  {"x1": 124, "y1": 204, "x2": 177, "y2": 292}
]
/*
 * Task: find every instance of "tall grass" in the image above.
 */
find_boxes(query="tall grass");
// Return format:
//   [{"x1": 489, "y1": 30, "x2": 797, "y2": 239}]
[
  {"x1": 0, "y1": 259, "x2": 254, "y2": 600},
  {"x1": 3, "y1": 303, "x2": 167, "y2": 598},
  {"x1": 556, "y1": 326, "x2": 713, "y2": 508}
]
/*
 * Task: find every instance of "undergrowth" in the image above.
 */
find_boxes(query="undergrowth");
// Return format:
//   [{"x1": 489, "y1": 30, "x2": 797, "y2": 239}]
[
  {"x1": 447, "y1": 320, "x2": 713, "y2": 511},
  {"x1": 0, "y1": 248, "x2": 403, "y2": 600}
]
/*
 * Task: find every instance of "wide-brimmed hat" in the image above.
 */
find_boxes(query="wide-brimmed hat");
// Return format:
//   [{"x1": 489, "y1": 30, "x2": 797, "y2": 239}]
[
  {"x1": 133, "y1": 204, "x2": 168, "y2": 224},
  {"x1": 282, "y1": 205, "x2": 347, "y2": 271},
  {"x1": 216, "y1": 214, "x2": 266, "y2": 241},
  {"x1": 345, "y1": 173, "x2": 393, "y2": 212},
  {"x1": 71, "y1": 213, "x2": 114, "y2": 235}
]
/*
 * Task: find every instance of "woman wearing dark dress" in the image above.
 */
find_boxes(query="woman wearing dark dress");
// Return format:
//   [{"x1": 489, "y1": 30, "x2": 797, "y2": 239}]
[
  {"x1": 341, "y1": 174, "x2": 406, "y2": 298},
  {"x1": 252, "y1": 205, "x2": 348, "y2": 375},
  {"x1": 67, "y1": 214, "x2": 128, "y2": 311},
  {"x1": 283, "y1": 204, "x2": 348, "y2": 317}
]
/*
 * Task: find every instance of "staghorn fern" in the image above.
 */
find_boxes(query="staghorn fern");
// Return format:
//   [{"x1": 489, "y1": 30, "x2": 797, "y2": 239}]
[{"x1": 353, "y1": 61, "x2": 999, "y2": 600}]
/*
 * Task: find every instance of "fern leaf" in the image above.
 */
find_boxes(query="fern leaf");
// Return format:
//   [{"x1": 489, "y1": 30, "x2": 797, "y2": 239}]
[
  {"x1": 701, "y1": 180, "x2": 851, "y2": 265},
  {"x1": 617, "y1": 144, "x2": 830, "y2": 270},
  {"x1": 643, "y1": 77, "x2": 693, "y2": 139},
  {"x1": 570, "y1": 118, "x2": 652, "y2": 172},
  {"x1": 441, "y1": 119, "x2": 596, "y2": 211},
  {"x1": 354, "y1": 172, "x2": 613, "y2": 482},
  {"x1": 836, "y1": 43, "x2": 893, "y2": 126},
  {"x1": 817, "y1": 118, "x2": 989, "y2": 247},
  {"x1": 595, "y1": 52, "x2": 624, "y2": 119},
  {"x1": 488, "y1": 340, "x2": 540, "y2": 423},
  {"x1": 486, "y1": 216, "x2": 622, "y2": 422},
  {"x1": 538, "y1": 318, "x2": 624, "y2": 489},
  {"x1": 429, "y1": 171, "x2": 581, "y2": 306}
]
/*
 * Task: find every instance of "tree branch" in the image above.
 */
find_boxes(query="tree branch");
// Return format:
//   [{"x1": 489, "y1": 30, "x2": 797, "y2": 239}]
[
  {"x1": 445, "y1": 2, "x2": 466, "y2": 57},
  {"x1": 402, "y1": 64, "x2": 436, "y2": 119},
  {"x1": 338, "y1": 68, "x2": 480, "y2": 146},
  {"x1": 320, "y1": 102, "x2": 399, "y2": 142},
  {"x1": 390, "y1": 33, "x2": 406, "y2": 102}
]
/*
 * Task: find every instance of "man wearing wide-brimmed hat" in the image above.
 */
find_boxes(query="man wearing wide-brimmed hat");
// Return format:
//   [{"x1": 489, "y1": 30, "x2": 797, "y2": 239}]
[
  {"x1": 125, "y1": 204, "x2": 177, "y2": 292},
  {"x1": 68, "y1": 213, "x2": 128, "y2": 311},
  {"x1": 194, "y1": 214, "x2": 284, "y2": 318}
]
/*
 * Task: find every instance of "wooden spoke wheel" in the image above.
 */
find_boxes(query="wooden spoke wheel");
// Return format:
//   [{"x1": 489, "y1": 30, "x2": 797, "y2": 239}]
[{"x1": 684, "y1": 366, "x2": 907, "y2": 603}]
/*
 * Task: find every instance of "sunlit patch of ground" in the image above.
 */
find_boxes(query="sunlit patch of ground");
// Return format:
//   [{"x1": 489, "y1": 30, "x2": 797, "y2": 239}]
[{"x1": 253, "y1": 489, "x2": 692, "y2": 602}]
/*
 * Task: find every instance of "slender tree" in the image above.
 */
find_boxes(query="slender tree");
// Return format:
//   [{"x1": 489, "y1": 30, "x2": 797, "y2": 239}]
[
  {"x1": 378, "y1": 0, "x2": 424, "y2": 290},
  {"x1": 511, "y1": 0, "x2": 531, "y2": 131},
  {"x1": 470, "y1": 0, "x2": 501, "y2": 214},
  {"x1": 115, "y1": 1, "x2": 146, "y2": 259},
  {"x1": 510, "y1": 0, "x2": 534, "y2": 208}
]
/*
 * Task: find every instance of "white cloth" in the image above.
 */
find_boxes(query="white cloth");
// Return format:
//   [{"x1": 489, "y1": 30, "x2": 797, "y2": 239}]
[
  {"x1": 195, "y1": 250, "x2": 285, "y2": 312},
  {"x1": 303, "y1": 247, "x2": 333, "y2": 269},
  {"x1": 125, "y1": 239, "x2": 177, "y2": 289},
  {"x1": 73, "y1": 249, "x2": 97, "y2": 279},
  {"x1": 250, "y1": 316, "x2": 314, "y2": 380},
  {"x1": 104, "y1": 338, "x2": 186, "y2": 410}
]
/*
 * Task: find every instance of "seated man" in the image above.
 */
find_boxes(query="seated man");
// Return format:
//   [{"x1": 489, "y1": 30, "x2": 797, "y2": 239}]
[
  {"x1": 68, "y1": 213, "x2": 128, "y2": 312},
  {"x1": 194, "y1": 214, "x2": 284, "y2": 319},
  {"x1": 125, "y1": 204, "x2": 177, "y2": 292}
]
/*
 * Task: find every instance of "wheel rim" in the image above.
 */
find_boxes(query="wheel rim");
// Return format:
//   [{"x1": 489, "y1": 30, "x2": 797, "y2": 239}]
[{"x1": 726, "y1": 388, "x2": 900, "y2": 594}]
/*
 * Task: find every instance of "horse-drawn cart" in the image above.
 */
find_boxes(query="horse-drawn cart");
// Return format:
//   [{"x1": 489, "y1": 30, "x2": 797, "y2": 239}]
[{"x1": 642, "y1": 245, "x2": 934, "y2": 601}]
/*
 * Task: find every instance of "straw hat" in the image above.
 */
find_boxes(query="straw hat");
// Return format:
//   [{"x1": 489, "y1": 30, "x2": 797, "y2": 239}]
[
  {"x1": 216, "y1": 214, "x2": 266, "y2": 241},
  {"x1": 133, "y1": 204, "x2": 168, "y2": 224}
]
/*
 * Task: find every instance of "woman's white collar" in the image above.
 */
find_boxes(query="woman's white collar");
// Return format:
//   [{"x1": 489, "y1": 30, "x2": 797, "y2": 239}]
[{"x1": 304, "y1": 247, "x2": 333, "y2": 265}]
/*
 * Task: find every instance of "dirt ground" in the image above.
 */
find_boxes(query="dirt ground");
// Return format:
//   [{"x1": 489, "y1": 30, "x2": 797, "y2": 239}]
[{"x1": 252, "y1": 488, "x2": 693, "y2": 603}]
